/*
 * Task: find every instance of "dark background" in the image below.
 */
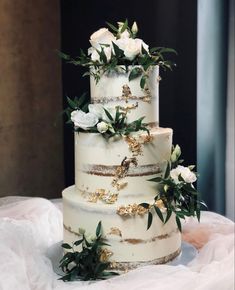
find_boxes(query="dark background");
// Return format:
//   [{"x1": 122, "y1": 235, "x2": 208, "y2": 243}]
[{"x1": 60, "y1": 0, "x2": 197, "y2": 186}]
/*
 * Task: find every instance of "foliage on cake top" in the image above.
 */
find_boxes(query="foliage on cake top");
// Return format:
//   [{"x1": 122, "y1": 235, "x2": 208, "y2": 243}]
[
  {"x1": 59, "y1": 19, "x2": 176, "y2": 88},
  {"x1": 60, "y1": 221, "x2": 118, "y2": 281},
  {"x1": 139, "y1": 145, "x2": 207, "y2": 231},
  {"x1": 64, "y1": 94, "x2": 149, "y2": 138}
]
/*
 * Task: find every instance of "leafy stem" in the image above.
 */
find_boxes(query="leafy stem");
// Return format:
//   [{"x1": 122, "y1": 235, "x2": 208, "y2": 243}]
[
  {"x1": 60, "y1": 221, "x2": 118, "y2": 281},
  {"x1": 139, "y1": 145, "x2": 207, "y2": 232}
]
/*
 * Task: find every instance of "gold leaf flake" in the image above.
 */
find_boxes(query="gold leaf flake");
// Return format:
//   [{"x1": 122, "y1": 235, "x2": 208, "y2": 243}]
[
  {"x1": 112, "y1": 157, "x2": 137, "y2": 190},
  {"x1": 108, "y1": 227, "x2": 122, "y2": 237},
  {"x1": 122, "y1": 84, "x2": 132, "y2": 103},
  {"x1": 99, "y1": 248, "x2": 113, "y2": 262},
  {"x1": 118, "y1": 102, "x2": 138, "y2": 113},
  {"x1": 87, "y1": 189, "x2": 118, "y2": 204},
  {"x1": 155, "y1": 199, "x2": 165, "y2": 209},
  {"x1": 116, "y1": 203, "x2": 148, "y2": 217},
  {"x1": 157, "y1": 75, "x2": 162, "y2": 82}
]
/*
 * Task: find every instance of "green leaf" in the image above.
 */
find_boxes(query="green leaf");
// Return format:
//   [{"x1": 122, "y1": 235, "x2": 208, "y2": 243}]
[
  {"x1": 147, "y1": 211, "x2": 153, "y2": 230},
  {"x1": 67, "y1": 96, "x2": 78, "y2": 110},
  {"x1": 57, "y1": 50, "x2": 71, "y2": 60},
  {"x1": 175, "y1": 216, "x2": 182, "y2": 232},
  {"x1": 74, "y1": 239, "x2": 83, "y2": 247},
  {"x1": 120, "y1": 19, "x2": 128, "y2": 33},
  {"x1": 159, "y1": 47, "x2": 178, "y2": 55},
  {"x1": 61, "y1": 243, "x2": 72, "y2": 249},
  {"x1": 77, "y1": 92, "x2": 87, "y2": 107},
  {"x1": 106, "y1": 22, "x2": 119, "y2": 32},
  {"x1": 198, "y1": 200, "x2": 208, "y2": 209},
  {"x1": 148, "y1": 176, "x2": 162, "y2": 183},
  {"x1": 164, "y1": 209, "x2": 172, "y2": 224},
  {"x1": 154, "y1": 205, "x2": 164, "y2": 223},
  {"x1": 141, "y1": 45, "x2": 149, "y2": 55},
  {"x1": 104, "y1": 108, "x2": 113, "y2": 121},
  {"x1": 115, "y1": 106, "x2": 120, "y2": 122},
  {"x1": 196, "y1": 206, "x2": 201, "y2": 222},
  {"x1": 140, "y1": 75, "x2": 147, "y2": 89},
  {"x1": 96, "y1": 221, "x2": 102, "y2": 237},
  {"x1": 139, "y1": 202, "x2": 150, "y2": 209},
  {"x1": 164, "y1": 162, "x2": 171, "y2": 178},
  {"x1": 94, "y1": 262, "x2": 109, "y2": 275},
  {"x1": 129, "y1": 67, "x2": 142, "y2": 81},
  {"x1": 99, "y1": 48, "x2": 108, "y2": 63},
  {"x1": 112, "y1": 41, "x2": 124, "y2": 58}
]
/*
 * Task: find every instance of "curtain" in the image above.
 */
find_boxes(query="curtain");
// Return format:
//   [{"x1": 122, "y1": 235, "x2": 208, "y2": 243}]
[
  {"x1": 197, "y1": 0, "x2": 229, "y2": 215},
  {"x1": 226, "y1": 0, "x2": 235, "y2": 221}
]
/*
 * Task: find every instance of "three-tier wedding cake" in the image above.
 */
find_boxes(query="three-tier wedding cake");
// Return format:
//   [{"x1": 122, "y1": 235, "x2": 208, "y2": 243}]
[{"x1": 61, "y1": 21, "x2": 199, "y2": 272}]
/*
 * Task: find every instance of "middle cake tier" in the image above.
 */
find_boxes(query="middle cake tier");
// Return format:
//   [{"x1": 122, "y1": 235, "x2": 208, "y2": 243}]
[{"x1": 75, "y1": 126, "x2": 172, "y2": 203}]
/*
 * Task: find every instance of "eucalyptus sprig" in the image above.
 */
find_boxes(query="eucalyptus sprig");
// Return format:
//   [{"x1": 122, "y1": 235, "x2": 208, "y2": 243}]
[
  {"x1": 59, "y1": 221, "x2": 118, "y2": 281},
  {"x1": 139, "y1": 145, "x2": 207, "y2": 232}
]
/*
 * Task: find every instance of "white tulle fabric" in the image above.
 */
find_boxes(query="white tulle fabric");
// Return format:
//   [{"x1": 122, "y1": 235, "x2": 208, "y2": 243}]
[{"x1": 0, "y1": 197, "x2": 234, "y2": 290}]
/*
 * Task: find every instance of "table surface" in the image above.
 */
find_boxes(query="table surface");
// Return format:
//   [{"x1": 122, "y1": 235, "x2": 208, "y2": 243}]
[{"x1": 0, "y1": 196, "x2": 234, "y2": 290}]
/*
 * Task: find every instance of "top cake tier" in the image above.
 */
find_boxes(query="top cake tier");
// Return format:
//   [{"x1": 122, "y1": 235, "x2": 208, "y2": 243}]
[{"x1": 90, "y1": 66, "x2": 160, "y2": 125}]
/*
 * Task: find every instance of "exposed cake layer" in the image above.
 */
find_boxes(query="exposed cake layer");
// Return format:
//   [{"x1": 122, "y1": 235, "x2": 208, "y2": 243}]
[
  {"x1": 63, "y1": 186, "x2": 181, "y2": 264},
  {"x1": 90, "y1": 66, "x2": 159, "y2": 124},
  {"x1": 75, "y1": 127, "x2": 172, "y2": 200}
]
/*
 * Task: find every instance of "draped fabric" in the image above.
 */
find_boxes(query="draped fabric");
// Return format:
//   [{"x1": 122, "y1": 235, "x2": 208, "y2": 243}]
[{"x1": 0, "y1": 197, "x2": 234, "y2": 290}]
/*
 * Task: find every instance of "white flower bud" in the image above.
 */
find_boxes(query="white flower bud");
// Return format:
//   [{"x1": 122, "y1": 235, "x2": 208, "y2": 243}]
[
  {"x1": 78, "y1": 228, "x2": 85, "y2": 235},
  {"x1": 171, "y1": 144, "x2": 181, "y2": 163},
  {"x1": 85, "y1": 234, "x2": 96, "y2": 244},
  {"x1": 131, "y1": 21, "x2": 138, "y2": 34},
  {"x1": 97, "y1": 121, "x2": 109, "y2": 133}
]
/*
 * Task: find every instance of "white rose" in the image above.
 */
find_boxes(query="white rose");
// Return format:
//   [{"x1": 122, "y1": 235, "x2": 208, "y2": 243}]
[
  {"x1": 135, "y1": 38, "x2": 149, "y2": 54},
  {"x1": 115, "y1": 38, "x2": 149, "y2": 60},
  {"x1": 115, "y1": 38, "x2": 137, "y2": 60},
  {"x1": 88, "y1": 104, "x2": 104, "y2": 119},
  {"x1": 120, "y1": 30, "x2": 130, "y2": 39},
  {"x1": 70, "y1": 110, "x2": 98, "y2": 130},
  {"x1": 97, "y1": 121, "x2": 109, "y2": 133},
  {"x1": 89, "y1": 28, "x2": 115, "y2": 49},
  {"x1": 170, "y1": 165, "x2": 197, "y2": 184}
]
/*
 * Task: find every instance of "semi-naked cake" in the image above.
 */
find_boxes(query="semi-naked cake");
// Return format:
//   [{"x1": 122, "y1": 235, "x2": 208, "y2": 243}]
[{"x1": 62, "y1": 64, "x2": 181, "y2": 270}]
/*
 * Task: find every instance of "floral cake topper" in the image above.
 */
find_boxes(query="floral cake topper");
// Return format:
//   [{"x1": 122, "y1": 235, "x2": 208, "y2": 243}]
[{"x1": 60, "y1": 20, "x2": 176, "y2": 87}]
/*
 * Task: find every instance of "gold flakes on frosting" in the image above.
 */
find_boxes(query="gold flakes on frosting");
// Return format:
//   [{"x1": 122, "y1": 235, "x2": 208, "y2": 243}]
[
  {"x1": 118, "y1": 102, "x2": 138, "y2": 113},
  {"x1": 112, "y1": 157, "x2": 137, "y2": 190},
  {"x1": 107, "y1": 227, "x2": 122, "y2": 237},
  {"x1": 117, "y1": 203, "x2": 149, "y2": 217},
  {"x1": 122, "y1": 84, "x2": 132, "y2": 102},
  {"x1": 155, "y1": 199, "x2": 165, "y2": 209},
  {"x1": 88, "y1": 189, "x2": 118, "y2": 204},
  {"x1": 157, "y1": 75, "x2": 162, "y2": 82},
  {"x1": 99, "y1": 248, "x2": 113, "y2": 262},
  {"x1": 142, "y1": 95, "x2": 151, "y2": 103},
  {"x1": 124, "y1": 135, "x2": 153, "y2": 157}
]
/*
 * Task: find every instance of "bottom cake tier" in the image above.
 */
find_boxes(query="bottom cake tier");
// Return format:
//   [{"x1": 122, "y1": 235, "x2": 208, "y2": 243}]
[{"x1": 62, "y1": 186, "x2": 181, "y2": 270}]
